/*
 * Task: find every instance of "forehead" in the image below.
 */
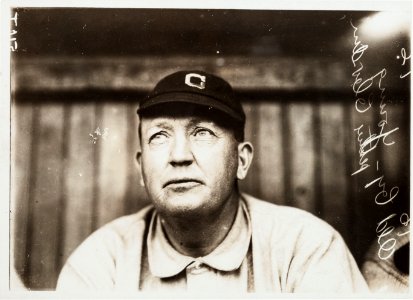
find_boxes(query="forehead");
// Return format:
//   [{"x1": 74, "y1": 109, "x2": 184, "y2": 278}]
[
  {"x1": 141, "y1": 115, "x2": 215, "y2": 128},
  {"x1": 139, "y1": 103, "x2": 228, "y2": 128}
]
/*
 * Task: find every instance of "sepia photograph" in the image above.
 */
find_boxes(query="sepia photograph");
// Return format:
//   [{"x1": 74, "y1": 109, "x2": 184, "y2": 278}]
[{"x1": 3, "y1": 0, "x2": 411, "y2": 296}]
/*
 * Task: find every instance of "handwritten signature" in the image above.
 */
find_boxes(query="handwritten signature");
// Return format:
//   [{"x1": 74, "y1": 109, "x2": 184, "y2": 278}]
[
  {"x1": 10, "y1": 12, "x2": 18, "y2": 52},
  {"x1": 398, "y1": 48, "x2": 411, "y2": 79},
  {"x1": 350, "y1": 21, "x2": 399, "y2": 176},
  {"x1": 365, "y1": 174, "x2": 399, "y2": 206},
  {"x1": 350, "y1": 21, "x2": 408, "y2": 261},
  {"x1": 376, "y1": 213, "x2": 410, "y2": 260}
]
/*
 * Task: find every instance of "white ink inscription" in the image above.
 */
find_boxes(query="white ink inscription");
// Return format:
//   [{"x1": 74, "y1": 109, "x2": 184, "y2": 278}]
[
  {"x1": 10, "y1": 12, "x2": 18, "y2": 52},
  {"x1": 376, "y1": 213, "x2": 410, "y2": 260},
  {"x1": 350, "y1": 21, "x2": 399, "y2": 177},
  {"x1": 350, "y1": 20, "x2": 408, "y2": 261},
  {"x1": 398, "y1": 48, "x2": 411, "y2": 79}
]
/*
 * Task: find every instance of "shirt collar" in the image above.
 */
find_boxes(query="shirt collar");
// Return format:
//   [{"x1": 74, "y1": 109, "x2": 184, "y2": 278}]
[{"x1": 147, "y1": 200, "x2": 251, "y2": 278}]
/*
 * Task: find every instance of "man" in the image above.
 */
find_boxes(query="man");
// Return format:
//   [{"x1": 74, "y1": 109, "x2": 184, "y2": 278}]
[{"x1": 56, "y1": 70, "x2": 369, "y2": 293}]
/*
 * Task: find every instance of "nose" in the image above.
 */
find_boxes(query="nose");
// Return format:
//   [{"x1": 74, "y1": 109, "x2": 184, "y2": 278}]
[{"x1": 169, "y1": 134, "x2": 193, "y2": 166}]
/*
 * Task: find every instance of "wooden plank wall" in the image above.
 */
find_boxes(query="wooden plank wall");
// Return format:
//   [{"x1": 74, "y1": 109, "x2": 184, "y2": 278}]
[{"x1": 11, "y1": 97, "x2": 408, "y2": 290}]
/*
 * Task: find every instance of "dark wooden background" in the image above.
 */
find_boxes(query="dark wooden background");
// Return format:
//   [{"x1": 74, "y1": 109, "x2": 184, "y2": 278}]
[{"x1": 10, "y1": 8, "x2": 410, "y2": 290}]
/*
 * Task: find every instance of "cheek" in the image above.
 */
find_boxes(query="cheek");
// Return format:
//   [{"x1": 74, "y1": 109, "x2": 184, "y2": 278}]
[
  {"x1": 222, "y1": 150, "x2": 239, "y2": 180},
  {"x1": 196, "y1": 143, "x2": 238, "y2": 181},
  {"x1": 141, "y1": 149, "x2": 168, "y2": 184}
]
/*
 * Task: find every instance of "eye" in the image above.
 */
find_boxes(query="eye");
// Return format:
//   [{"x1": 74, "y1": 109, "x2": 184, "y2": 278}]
[
  {"x1": 193, "y1": 128, "x2": 216, "y2": 140},
  {"x1": 149, "y1": 131, "x2": 168, "y2": 145}
]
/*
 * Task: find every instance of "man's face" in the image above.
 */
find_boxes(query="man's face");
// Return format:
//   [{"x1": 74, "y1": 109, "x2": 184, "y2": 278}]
[{"x1": 138, "y1": 105, "x2": 240, "y2": 218}]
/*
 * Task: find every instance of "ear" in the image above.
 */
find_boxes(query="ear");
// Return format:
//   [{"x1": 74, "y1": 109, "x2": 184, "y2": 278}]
[
  {"x1": 136, "y1": 151, "x2": 145, "y2": 187},
  {"x1": 136, "y1": 150, "x2": 142, "y2": 165},
  {"x1": 237, "y1": 142, "x2": 254, "y2": 180}
]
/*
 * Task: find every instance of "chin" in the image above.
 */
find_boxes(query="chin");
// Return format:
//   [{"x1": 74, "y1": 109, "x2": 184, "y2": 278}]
[{"x1": 158, "y1": 193, "x2": 212, "y2": 217}]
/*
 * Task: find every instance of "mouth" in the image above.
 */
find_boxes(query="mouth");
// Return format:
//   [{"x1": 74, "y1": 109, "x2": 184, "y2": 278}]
[{"x1": 163, "y1": 179, "x2": 203, "y2": 190}]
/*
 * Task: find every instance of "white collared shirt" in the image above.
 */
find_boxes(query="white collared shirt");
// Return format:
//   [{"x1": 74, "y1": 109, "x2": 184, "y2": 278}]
[
  {"x1": 56, "y1": 194, "x2": 369, "y2": 294},
  {"x1": 140, "y1": 201, "x2": 252, "y2": 291}
]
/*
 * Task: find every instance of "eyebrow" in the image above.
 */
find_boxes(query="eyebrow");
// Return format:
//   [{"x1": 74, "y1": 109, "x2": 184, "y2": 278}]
[{"x1": 144, "y1": 121, "x2": 173, "y2": 135}]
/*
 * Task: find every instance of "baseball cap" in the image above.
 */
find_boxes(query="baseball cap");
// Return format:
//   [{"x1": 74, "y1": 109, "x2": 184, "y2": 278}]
[{"x1": 137, "y1": 70, "x2": 245, "y2": 124}]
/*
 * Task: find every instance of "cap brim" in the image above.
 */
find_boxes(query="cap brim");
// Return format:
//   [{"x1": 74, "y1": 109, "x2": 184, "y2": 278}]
[{"x1": 137, "y1": 92, "x2": 244, "y2": 122}]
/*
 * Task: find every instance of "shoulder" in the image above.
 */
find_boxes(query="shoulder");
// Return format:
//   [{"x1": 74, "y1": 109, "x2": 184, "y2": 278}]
[
  {"x1": 66, "y1": 205, "x2": 154, "y2": 264},
  {"x1": 243, "y1": 193, "x2": 333, "y2": 228},
  {"x1": 242, "y1": 194, "x2": 371, "y2": 293},
  {"x1": 88, "y1": 205, "x2": 153, "y2": 244},
  {"x1": 242, "y1": 193, "x2": 338, "y2": 243},
  {"x1": 57, "y1": 205, "x2": 155, "y2": 289},
  {"x1": 102, "y1": 205, "x2": 155, "y2": 239}
]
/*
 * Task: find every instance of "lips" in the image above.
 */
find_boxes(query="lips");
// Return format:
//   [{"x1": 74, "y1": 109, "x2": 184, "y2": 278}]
[{"x1": 163, "y1": 178, "x2": 203, "y2": 189}]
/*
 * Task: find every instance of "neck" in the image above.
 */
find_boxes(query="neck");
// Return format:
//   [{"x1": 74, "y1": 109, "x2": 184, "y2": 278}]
[{"x1": 159, "y1": 192, "x2": 240, "y2": 257}]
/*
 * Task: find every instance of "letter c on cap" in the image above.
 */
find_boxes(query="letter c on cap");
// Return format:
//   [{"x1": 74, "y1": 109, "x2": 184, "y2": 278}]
[{"x1": 185, "y1": 73, "x2": 206, "y2": 90}]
